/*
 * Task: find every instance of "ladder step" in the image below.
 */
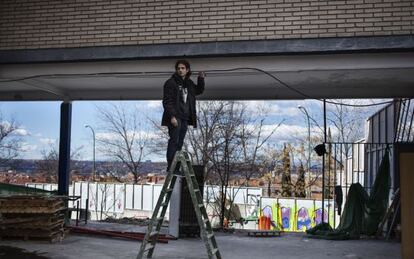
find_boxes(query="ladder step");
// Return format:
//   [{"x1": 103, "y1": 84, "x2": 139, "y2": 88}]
[
  {"x1": 212, "y1": 248, "x2": 219, "y2": 255},
  {"x1": 161, "y1": 202, "x2": 169, "y2": 207},
  {"x1": 149, "y1": 231, "x2": 158, "y2": 238},
  {"x1": 145, "y1": 244, "x2": 155, "y2": 251},
  {"x1": 164, "y1": 188, "x2": 173, "y2": 193},
  {"x1": 157, "y1": 217, "x2": 164, "y2": 222},
  {"x1": 203, "y1": 219, "x2": 209, "y2": 224}
]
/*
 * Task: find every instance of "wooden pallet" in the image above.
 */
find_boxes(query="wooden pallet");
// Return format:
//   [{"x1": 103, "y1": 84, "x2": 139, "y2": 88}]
[
  {"x1": 1, "y1": 213, "x2": 65, "y2": 225},
  {"x1": 0, "y1": 195, "x2": 67, "y2": 242},
  {"x1": 4, "y1": 219, "x2": 64, "y2": 230},
  {"x1": 247, "y1": 230, "x2": 281, "y2": 237},
  {"x1": 0, "y1": 227, "x2": 65, "y2": 243},
  {"x1": 0, "y1": 201, "x2": 65, "y2": 214}
]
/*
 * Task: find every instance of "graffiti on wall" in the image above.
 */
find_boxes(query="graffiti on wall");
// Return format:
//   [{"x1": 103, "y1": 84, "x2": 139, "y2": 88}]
[
  {"x1": 281, "y1": 207, "x2": 291, "y2": 229},
  {"x1": 297, "y1": 207, "x2": 312, "y2": 231},
  {"x1": 260, "y1": 198, "x2": 335, "y2": 232},
  {"x1": 314, "y1": 208, "x2": 329, "y2": 226}
]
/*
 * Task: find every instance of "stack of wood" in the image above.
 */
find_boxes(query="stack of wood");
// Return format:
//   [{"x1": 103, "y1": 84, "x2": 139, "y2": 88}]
[{"x1": 0, "y1": 195, "x2": 66, "y2": 242}]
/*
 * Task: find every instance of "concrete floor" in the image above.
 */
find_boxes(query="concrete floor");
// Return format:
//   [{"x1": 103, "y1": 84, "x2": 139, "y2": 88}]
[{"x1": 0, "y1": 222, "x2": 401, "y2": 259}]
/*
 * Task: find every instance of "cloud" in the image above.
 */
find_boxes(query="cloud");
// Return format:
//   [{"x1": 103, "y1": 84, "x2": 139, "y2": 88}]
[
  {"x1": 96, "y1": 132, "x2": 118, "y2": 141},
  {"x1": 132, "y1": 101, "x2": 163, "y2": 121},
  {"x1": 14, "y1": 128, "x2": 30, "y2": 136},
  {"x1": 134, "y1": 101, "x2": 162, "y2": 113},
  {"x1": 263, "y1": 124, "x2": 306, "y2": 139},
  {"x1": 260, "y1": 124, "x2": 325, "y2": 143},
  {"x1": 0, "y1": 121, "x2": 10, "y2": 126},
  {"x1": 97, "y1": 130, "x2": 158, "y2": 142},
  {"x1": 239, "y1": 124, "x2": 306, "y2": 145},
  {"x1": 0, "y1": 121, "x2": 30, "y2": 136},
  {"x1": 273, "y1": 106, "x2": 301, "y2": 117},
  {"x1": 243, "y1": 101, "x2": 301, "y2": 117},
  {"x1": 39, "y1": 138, "x2": 57, "y2": 145},
  {"x1": 146, "y1": 101, "x2": 162, "y2": 109},
  {"x1": 21, "y1": 143, "x2": 37, "y2": 152}
]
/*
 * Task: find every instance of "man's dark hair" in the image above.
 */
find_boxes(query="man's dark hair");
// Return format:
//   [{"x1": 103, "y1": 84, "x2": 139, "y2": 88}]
[{"x1": 175, "y1": 59, "x2": 191, "y2": 71}]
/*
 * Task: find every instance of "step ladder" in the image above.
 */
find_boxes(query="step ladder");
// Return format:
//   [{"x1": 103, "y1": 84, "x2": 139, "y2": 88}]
[{"x1": 137, "y1": 151, "x2": 221, "y2": 259}]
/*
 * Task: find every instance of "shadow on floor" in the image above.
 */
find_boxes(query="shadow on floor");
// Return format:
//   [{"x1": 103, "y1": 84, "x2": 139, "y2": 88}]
[{"x1": 0, "y1": 245, "x2": 50, "y2": 259}]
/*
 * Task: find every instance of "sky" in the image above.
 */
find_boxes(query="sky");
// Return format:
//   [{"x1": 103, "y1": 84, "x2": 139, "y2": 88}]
[{"x1": 0, "y1": 99, "x2": 384, "y2": 162}]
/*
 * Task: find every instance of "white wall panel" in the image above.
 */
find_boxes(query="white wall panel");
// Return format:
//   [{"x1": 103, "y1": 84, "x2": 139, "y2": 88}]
[
  {"x1": 142, "y1": 185, "x2": 153, "y2": 211},
  {"x1": 133, "y1": 184, "x2": 143, "y2": 210},
  {"x1": 125, "y1": 184, "x2": 134, "y2": 209}
]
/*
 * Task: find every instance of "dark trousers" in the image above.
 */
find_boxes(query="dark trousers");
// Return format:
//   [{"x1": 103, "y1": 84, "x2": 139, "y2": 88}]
[{"x1": 167, "y1": 118, "x2": 188, "y2": 171}]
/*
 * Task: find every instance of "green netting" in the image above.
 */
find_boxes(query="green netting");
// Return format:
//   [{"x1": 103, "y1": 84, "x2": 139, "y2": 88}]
[
  {"x1": 0, "y1": 182, "x2": 56, "y2": 196},
  {"x1": 306, "y1": 149, "x2": 391, "y2": 240}
]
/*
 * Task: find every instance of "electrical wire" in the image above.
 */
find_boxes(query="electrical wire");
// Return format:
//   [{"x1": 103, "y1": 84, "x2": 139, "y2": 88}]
[
  {"x1": 0, "y1": 71, "x2": 169, "y2": 82},
  {"x1": 0, "y1": 67, "x2": 396, "y2": 107},
  {"x1": 206, "y1": 67, "x2": 395, "y2": 107}
]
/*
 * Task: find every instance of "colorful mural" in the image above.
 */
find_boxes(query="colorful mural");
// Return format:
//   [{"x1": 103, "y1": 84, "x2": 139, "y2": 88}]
[
  {"x1": 281, "y1": 207, "x2": 291, "y2": 229},
  {"x1": 296, "y1": 207, "x2": 312, "y2": 231},
  {"x1": 260, "y1": 198, "x2": 335, "y2": 232},
  {"x1": 296, "y1": 199, "x2": 316, "y2": 231},
  {"x1": 314, "y1": 208, "x2": 329, "y2": 225},
  {"x1": 262, "y1": 206, "x2": 272, "y2": 218}
]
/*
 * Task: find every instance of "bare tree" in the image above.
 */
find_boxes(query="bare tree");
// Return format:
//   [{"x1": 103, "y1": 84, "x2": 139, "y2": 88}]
[
  {"x1": 96, "y1": 103, "x2": 153, "y2": 183},
  {"x1": 303, "y1": 99, "x2": 381, "y2": 155},
  {"x1": 35, "y1": 144, "x2": 84, "y2": 182},
  {"x1": 288, "y1": 100, "x2": 379, "y2": 195},
  {"x1": 0, "y1": 111, "x2": 23, "y2": 167},
  {"x1": 98, "y1": 161, "x2": 125, "y2": 183},
  {"x1": 36, "y1": 146, "x2": 59, "y2": 182},
  {"x1": 210, "y1": 102, "x2": 245, "y2": 227},
  {"x1": 89, "y1": 183, "x2": 124, "y2": 220},
  {"x1": 185, "y1": 101, "x2": 226, "y2": 178},
  {"x1": 184, "y1": 101, "x2": 244, "y2": 228},
  {"x1": 326, "y1": 100, "x2": 371, "y2": 156},
  {"x1": 186, "y1": 101, "x2": 284, "y2": 228},
  {"x1": 257, "y1": 146, "x2": 284, "y2": 197},
  {"x1": 239, "y1": 104, "x2": 284, "y2": 186}
]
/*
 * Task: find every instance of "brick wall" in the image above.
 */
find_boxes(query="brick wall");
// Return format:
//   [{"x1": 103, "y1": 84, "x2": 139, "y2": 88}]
[{"x1": 1, "y1": 0, "x2": 413, "y2": 50}]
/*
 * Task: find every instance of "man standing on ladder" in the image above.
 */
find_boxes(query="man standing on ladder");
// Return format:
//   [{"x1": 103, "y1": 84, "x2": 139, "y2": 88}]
[
  {"x1": 162, "y1": 60, "x2": 205, "y2": 171},
  {"x1": 138, "y1": 63, "x2": 219, "y2": 259}
]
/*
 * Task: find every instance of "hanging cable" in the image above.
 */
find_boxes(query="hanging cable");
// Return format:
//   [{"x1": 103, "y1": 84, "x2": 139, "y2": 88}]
[
  {"x1": 205, "y1": 67, "x2": 395, "y2": 107},
  {"x1": 0, "y1": 67, "x2": 396, "y2": 107}
]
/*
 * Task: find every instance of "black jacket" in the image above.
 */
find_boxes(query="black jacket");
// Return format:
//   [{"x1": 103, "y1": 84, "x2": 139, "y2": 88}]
[{"x1": 162, "y1": 73, "x2": 204, "y2": 127}]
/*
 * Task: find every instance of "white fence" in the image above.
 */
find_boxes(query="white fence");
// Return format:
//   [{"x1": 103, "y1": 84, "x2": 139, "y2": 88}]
[
  {"x1": 27, "y1": 181, "x2": 339, "y2": 230},
  {"x1": 26, "y1": 181, "x2": 263, "y2": 220}
]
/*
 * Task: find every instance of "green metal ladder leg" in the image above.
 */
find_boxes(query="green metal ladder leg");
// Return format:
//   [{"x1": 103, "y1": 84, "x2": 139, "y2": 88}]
[
  {"x1": 180, "y1": 152, "x2": 222, "y2": 259},
  {"x1": 136, "y1": 153, "x2": 179, "y2": 259},
  {"x1": 137, "y1": 151, "x2": 221, "y2": 259}
]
